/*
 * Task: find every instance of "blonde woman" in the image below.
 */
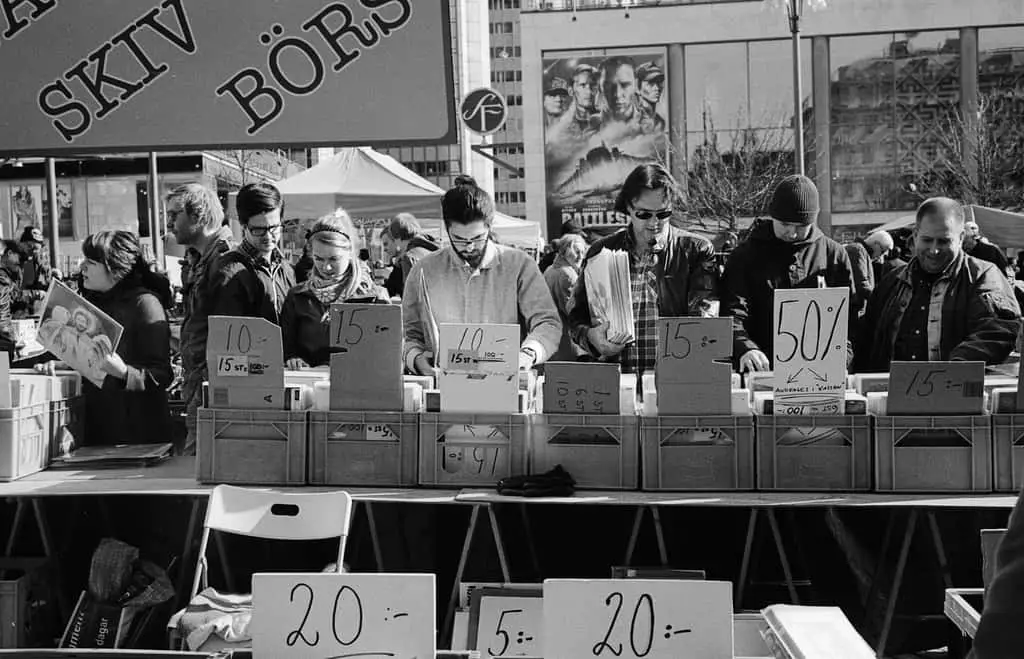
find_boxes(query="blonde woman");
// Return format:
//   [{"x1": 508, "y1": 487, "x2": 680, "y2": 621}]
[{"x1": 280, "y1": 210, "x2": 387, "y2": 368}]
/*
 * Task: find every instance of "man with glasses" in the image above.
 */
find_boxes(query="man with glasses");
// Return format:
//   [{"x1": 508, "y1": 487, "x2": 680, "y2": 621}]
[
  {"x1": 568, "y1": 163, "x2": 717, "y2": 374},
  {"x1": 403, "y1": 175, "x2": 561, "y2": 376},
  {"x1": 720, "y1": 174, "x2": 853, "y2": 373},
  {"x1": 210, "y1": 182, "x2": 295, "y2": 325}
]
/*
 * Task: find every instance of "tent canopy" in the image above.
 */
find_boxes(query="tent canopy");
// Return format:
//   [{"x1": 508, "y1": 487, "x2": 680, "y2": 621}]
[{"x1": 869, "y1": 206, "x2": 1024, "y2": 249}]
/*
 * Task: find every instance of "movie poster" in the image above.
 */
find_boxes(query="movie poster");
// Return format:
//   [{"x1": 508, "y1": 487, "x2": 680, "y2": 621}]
[
  {"x1": 10, "y1": 183, "x2": 74, "y2": 239},
  {"x1": 542, "y1": 47, "x2": 670, "y2": 236}
]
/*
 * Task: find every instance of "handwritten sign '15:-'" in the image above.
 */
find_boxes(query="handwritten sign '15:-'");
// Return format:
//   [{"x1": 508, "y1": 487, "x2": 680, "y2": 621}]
[
  {"x1": 887, "y1": 361, "x2": 985, "y2": 416},
  {"x1": 439, "y1": 324, "x2": 519, "y2": 413},
  {"x1": 329, "y1": 304, "x2": 403, "y2": 411},
  {"x1": 655, "y1": 317, "x2": 732, "y2": 415},
  {"x1": 251, "y1": 573, "x2": 435, "y2": 659},
  {"x1": 772, "y1": 288, "x2": 849, "y2": 416},
  {"x1": 543, "y1": 579, "x2": 733, "y2": 659}
]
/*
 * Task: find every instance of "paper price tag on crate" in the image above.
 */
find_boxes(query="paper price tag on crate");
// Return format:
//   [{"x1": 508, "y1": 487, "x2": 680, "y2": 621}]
[
  {"x1": 469, "y1": 589, "x2": 543, "y2": 658},
  {"x1": 772, "y1": 288, "x2": 849, "y2": 416},
  {"x1": 543, "y1": 362, "x2": 620, "y2": 414},
  {"x1": 887, "y1": 361, "x2": 985, "y2": 415},
  {"x1": 252, "y1": 573, "x2": 434, "y2": 659},
  {"x1": 543, "y1": 579, "x2": 733, "y2": 659},
  {"x1": 439, "y1": 324, "x2": 519, "y2": 413},
  {"x1": 655, "y1": 317, "x2": 732, "y2": 415},
  {"x1": 329, "y1": 304, "x2": 403, "y2": 411}
]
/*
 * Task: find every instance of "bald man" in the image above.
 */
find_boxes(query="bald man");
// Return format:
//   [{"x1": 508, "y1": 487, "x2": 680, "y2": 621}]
[{"x1": 964, "y1": 220, "x2": 1010, "y2": 275}]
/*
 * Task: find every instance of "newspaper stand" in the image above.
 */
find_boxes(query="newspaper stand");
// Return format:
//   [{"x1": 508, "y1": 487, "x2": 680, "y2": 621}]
[
  {"x1": 756, "y1": 415, "x2": 872, "y2": 491},
  {"x1": 641, "y1": 415, "x2": 755, "y2": 490}
]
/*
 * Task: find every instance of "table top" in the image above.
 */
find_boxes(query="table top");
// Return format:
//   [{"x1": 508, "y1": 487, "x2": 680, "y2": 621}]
[{"x1": 0, "y1": 458, "x2": 1020, "y2": 509}]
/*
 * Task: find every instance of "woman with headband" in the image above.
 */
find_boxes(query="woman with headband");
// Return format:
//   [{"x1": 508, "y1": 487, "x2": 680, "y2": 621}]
[{"x1": 280, "y1": 210, "x2": 387, "y2": 369}]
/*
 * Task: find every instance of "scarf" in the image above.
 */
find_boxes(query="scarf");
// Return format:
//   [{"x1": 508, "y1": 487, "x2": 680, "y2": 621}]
[{"x1": 308, "y1": 262, "x2": 380, "y2": 320}]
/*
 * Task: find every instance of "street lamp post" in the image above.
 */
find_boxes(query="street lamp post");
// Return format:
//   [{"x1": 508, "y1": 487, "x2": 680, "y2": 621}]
[{"x1": 787, "y1": 0, "x2": 805, "y2": 176}]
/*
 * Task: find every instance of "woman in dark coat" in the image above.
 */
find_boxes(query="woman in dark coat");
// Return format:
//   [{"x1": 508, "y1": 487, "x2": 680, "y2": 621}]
[
  {"x1": 77, "y1": 231, "x2": 173, "y2": 446},
  {"x1": 281, "y1": 210, "x2": 387, "y2": 368}
]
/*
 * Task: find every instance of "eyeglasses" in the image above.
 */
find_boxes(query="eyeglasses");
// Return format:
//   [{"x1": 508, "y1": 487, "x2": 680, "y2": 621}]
[
  {"x1": 631, "y1": 208, "x2": 673, "y2": 221},
  {"x1": 449, "y1": 234, "x2": 489, "y2": 248},
  {"x1": 247, "y1": 224, "x2": 282, "y2": 237}
]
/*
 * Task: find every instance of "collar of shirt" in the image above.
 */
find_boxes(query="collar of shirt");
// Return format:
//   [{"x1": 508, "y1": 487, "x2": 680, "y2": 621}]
[
  {"x1": 239, "y1": 239, "x2": 282, "y2": 269},
  {"x1": 624, "y1": 225, "x2": 667, "y2": 258},
  {"x1": 902, "y1": 252, "x2": 962, "y2": 286}
]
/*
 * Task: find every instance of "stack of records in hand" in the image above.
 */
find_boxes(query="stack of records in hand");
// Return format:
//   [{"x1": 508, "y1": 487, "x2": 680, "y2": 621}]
[{"x1": 584, "y1": 248, "x2": 635, "y2": 344}]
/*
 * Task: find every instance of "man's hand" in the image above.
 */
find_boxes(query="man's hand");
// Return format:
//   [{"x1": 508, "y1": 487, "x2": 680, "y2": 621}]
[
  {"x1": 587, "y1": 322, "x2": 627, "y2": 358},
  {"x1": 99, "y1": 352, "x2": 129, "y2": 380},
  {"x1": 285, "y1": 357, "x2": 309, "y2": 370},
  {"x1": 739, "y1": 349, "x2": 770, "y2": 373},
  {"x1": 519, "y1": 349, "x2": 537, "y2": 371},
  {"x1": 414, "y1": 353, "x2": 440, "y2": 378}
]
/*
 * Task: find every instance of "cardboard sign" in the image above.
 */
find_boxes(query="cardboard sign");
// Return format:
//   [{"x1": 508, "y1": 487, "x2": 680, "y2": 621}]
[
  {"x1": 252, "y1": 573, "x2": 434, "y2": 659},
  {"x1": 655, "y1": 317, "x2": 732, "y2": 415},
  {"x1": 328, "y1": 304, "x2": 403, "y2": 411},
  {"x1": 543, "y1": 362, "x2": 620, "y2": 414},
  {"x1": 469, "y1": 589, "x2": 543, "y2": 658},
  {"x1": 772, "y1": 288, "x2": 849, "y2": 415},
  {"x1": 439, "y1": 323, "x2": 519, "y2": 413},
  {"x1": 543, "y1": 579, "x2": 733, "y2": 659},
  {"x1": 206, "y1": 316, "x2": 284, "y2": 409},
  {"x1": 887, "y1": 361, "x2": 985, "y2": 415}
]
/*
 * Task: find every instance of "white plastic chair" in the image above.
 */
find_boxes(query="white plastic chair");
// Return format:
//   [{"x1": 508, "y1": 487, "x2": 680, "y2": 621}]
[{"x1": 189, "y1": 485, "x2": 353, "y2": 601}]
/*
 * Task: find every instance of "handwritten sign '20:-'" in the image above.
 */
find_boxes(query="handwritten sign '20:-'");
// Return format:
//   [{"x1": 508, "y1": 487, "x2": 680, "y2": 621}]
[
  {"x1": 543, "y1": 579, "x2": 733, "y2": 659},
  {"x1": 252, "y1": 573, "x2": 434, "y2": 659},
  {"x1": 772, "y1": 288, "x2": 849, "y2": 416}
]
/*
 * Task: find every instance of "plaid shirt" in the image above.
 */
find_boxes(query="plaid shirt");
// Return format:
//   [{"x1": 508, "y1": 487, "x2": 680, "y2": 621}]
[{"x1": 621, "y1": 231, "x2": 662, "y2": 375}]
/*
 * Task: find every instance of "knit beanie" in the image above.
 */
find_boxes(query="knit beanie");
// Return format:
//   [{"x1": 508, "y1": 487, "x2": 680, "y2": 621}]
[{"x1": 769, "y1": 175, "x2": 820, "y2": 225}]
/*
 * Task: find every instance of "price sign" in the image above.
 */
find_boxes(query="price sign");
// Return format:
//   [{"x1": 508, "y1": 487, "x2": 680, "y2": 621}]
[
  {"x1": 439, "y1": 424, "x2": 509, "y2": 476},
  {"x1": 329, "y1": 304, "x2": 403, "y2": 411},
  {"x1": 772, "y1": 288, "x2": 849, "y2": 416},
  {"x1": 439, "y1": 324, "x2": 519, "y2": 413},
  {"x1": 207, "y1": 317, "x2": 284, "y2": 409},
  {"x1": 887, "y1": 361, "x2": 985, "y2": 415},
  {"x1": 655, "y1": 317, "x2": 732, "y2": 415},
  {"x1": 471, "y1": 594, "x2": 543, "y2": 658},
  {"x1": 543, "y1": 579, "x2": 733, "y2": 659},
  {"x1": 251, "y1": 573, "x2": 434, "y2": 659},
  {"x1": 543, "y1": 362, "x2": 620, "y2": 415}
]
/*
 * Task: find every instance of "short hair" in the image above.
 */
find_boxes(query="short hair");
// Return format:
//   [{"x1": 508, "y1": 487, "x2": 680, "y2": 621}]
[
  {"x1": 387, "y1": 213, "x2": 422, "y2": 241},
  {"x1": 167, "y1": 183, "x2": 223, "y2": 230},
  {"x1": 553, "y1": 233, "x2": 586, "y2": 259},
  {"x1": 613, "y1": 163, "x2": 680, "y2": 214},
  {"x1": 309, "y1": 209, "x2": 357, "y2": 250},
  {"x1": 236, "y1": 182, "x2": 283, "y2": 227},
  {"x1": 441, "y1": 175, "x2": 495, "y2": 226},
  {"x1": 915, "y1": 197, "x2": 964, "y2": 227}
]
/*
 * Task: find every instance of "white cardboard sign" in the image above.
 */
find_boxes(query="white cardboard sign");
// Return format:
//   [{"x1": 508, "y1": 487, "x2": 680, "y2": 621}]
[
  {"x1": 474, "y1": 595, "x2": 543, "y2": 657},
  {"x1": 251, "y1": 573, "x2": 435, "y2": 659},
  {"x1": 439, "y1": 323, "x2": 519, "y2": 413},
  {"x1": 543, "y1": 579, "x2": 733, "y2": 659},
  {"x1": 772, "y1": 288, "x2": 849, "y2": 415}
]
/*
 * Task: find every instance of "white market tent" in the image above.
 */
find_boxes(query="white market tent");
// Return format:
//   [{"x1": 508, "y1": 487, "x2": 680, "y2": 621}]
[{"x1": 870, "y1": 205, "x2": 1024, "y2": 249}]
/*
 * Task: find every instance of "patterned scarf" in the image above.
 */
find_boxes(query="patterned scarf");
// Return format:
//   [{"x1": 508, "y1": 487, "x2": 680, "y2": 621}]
[{"x1": 308, "y1": 261, "x2": 380, "y2": 315}]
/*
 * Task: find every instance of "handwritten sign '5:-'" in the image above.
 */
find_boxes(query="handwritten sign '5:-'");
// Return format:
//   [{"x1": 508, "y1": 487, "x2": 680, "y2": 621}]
[
  {"x1": 543, "y1": 579, "x2": 733, "y2": 659},
  {"x1": 772, "y1": 288, "x2": 849, "y2": 416},
  {"x1": 252, "y1": 573, "x2": 434, "y2": 659}
]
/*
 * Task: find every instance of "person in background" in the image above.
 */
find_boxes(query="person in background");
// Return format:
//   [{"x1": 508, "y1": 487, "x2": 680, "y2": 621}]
[
  {"x1": 380, "y1": 228, "x2": 403, "y2": 299},
  {"x1": 720, "y1": 175, "x2": 853, "y2": 373},
  {"x1": 168, "y1": 183, "x2": 234, "y2": 455},
  {"x1": 403, "y1": 175, "x2": 561, "y2": 376},
  {"x1": 539, "y1": 218, "x2": 587, "y2": 273},
  {"x1": 844, "y1": 237, "x2": 875, "y2": 318},
  {"x1": 862, "y1": 231, "x2": 896, "y2": 284},
  {"x1": 385, "y1": 213, "x2": 439, "y2": 296},
  {"x1": 0, "y1": 241, "x2": 23, "y2": 356},
  {"x1": 964, "y1": 220, "x2": 1010, "y2": 276},
  {"x1": 67, "y1": 231, "x2": 173, "y2": 446},
  {"x1": 544, "y1": 234, "x2": 587, "y2": 362},
  {"x1": 569, "y1": 163, "x2": 717, "y2": 375},
  {"x1": 854, "y1": 197, "x2": 1020, "y2": 372},
  {"x1": 281, "y1": 211, "x2": 387, "y2": 369},
  {"x1": 294, "y1": 230, "x2": 315, "y2": 284},
  {"x1": 210, "y1": 183, "x2": 294, "y2": 324},
  {"x1": 16, "y1": 226, "x2": 51, "y2": 316}
]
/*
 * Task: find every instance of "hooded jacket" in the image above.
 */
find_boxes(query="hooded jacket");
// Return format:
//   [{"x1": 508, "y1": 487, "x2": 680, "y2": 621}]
[
  {"x1": 391, "y1": 234, "x2": 440, "y2": 294},
  {"x1": 720, "y1": 219, "x2": 854, "y2": 368}
]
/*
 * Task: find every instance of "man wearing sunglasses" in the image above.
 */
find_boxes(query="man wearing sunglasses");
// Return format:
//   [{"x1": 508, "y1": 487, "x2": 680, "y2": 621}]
[
  {"x1": 210, "y1": 182, "x2": 295, "y2": 325},
  {"x1": 568, "y1": 163, "x2": 717, "y2": 374},
  {"x1": 402, "y1": 175, "x2": 561, "y2": 376}
]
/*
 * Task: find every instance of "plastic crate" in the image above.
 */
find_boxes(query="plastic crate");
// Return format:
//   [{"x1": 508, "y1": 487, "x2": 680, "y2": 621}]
[
  {"x1": 309, "y1": 411, "x2": 418, "y2": 486},
  {"x1": 48, "y1": 396, "x2": 85, "y2": 462},
  {"x1": 756, "y1": 415, "x2": 872, "y2": 491},
  {"x1": 875, "y1": 415, "x2": 992, "y2": 493},
  {"x1": 196, "y1": 408, "x2": 307, "y2": 485},
  {"x1": 641, "y1": 415, "x2": 755, "y2": 491},
  {"x1": 529, "y1": 414, "x2": 639, "y2": 489},
  {"x1": 0, "y1": 402, "x2": 51, "y2": 482},
  {"x1": 0, "y1": 558, "x2": 53, "y2": 648},
  {"x1": 993, "y1": 415, "x2": 1024, "y2": 492},
  {"x1": 418, "y1": 413, "x2": 527, "y2": 487}
]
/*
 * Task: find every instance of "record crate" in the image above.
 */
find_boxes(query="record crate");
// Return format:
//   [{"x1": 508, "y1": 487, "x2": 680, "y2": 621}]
[
  {"x1": 0, "y1": 402, "x2": 51, "y2": 482},
  {"x1": 875, "y1": 415, "x2": 992, "y2": 492},
  {"x1": 641, "y1": 415, "x2": 755, "y2": 491},
  {"x1": 308, "y1": 411, "x2": 418, "y2": 486},
  {"x1": 196, "y1": 408, "x2": 307, "y2": 485},
  {"x1": 418, "y1": 413, "x2": 527, "y2": 487},
  {"x1": 529, "y1": 413, "x2": 639, "y2": 489},
  {"x1": 756, "y1": 415, "x2": 872, "y2": 491},
  {"x1": 993, "y1": 414, "x2": 1024, "y2": 492}
]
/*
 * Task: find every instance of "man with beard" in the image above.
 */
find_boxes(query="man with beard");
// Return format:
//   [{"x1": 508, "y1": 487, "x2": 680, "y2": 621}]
[
  {"x1": 600, "y1": 56, "x2": 639, "y2": 125},
  {"x1": 853, "y1": 197, "x2": 1020, "y2": 372},
  {"x1": 402, "y1": 175, "x2": 561, "y2": 376},
  {"x1": 634, "y1": 62, "x2": 666, "y2": 133}
]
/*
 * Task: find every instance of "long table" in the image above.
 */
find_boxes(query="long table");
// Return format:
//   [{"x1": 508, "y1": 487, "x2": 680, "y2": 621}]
[{"x1": 2, "y1": 459, "x2": 1018, "y2": 656}]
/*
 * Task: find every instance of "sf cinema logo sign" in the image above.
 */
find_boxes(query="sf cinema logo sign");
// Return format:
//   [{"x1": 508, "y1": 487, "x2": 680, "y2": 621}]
[{"x1": 460, "y1": 88, "x2": 507, "y2": 135}]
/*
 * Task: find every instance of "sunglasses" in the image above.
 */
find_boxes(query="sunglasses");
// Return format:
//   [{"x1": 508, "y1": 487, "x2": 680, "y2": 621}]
[
  {"x1": 248, "y1": 224, "x2": 282, "y2": 237},
  {"x1": 632, "y1": 208, "x2": 673, "y2": 221}
]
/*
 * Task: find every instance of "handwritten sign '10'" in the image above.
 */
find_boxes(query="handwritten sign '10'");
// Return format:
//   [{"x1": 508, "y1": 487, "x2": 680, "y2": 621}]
[
  {"x1": 543, "y1": 579, "x2": 733, "y2": 659},
  {"x1": 251, "y1": 573, "x2": 435, "y2": 659},
  {"x1": 206, "y1": 316, "x2": 284, "y2": 390}
]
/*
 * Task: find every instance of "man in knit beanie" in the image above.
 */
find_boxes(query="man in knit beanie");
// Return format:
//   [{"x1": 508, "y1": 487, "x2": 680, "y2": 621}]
[{"x1": 720, "y1": 174, "x2": 854, "y2": 372}]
